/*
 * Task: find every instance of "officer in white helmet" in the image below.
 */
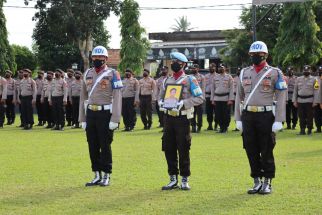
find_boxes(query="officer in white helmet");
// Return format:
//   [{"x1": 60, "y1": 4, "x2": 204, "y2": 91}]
[
  {"x1": 79, "y1": 45, "x2": 123, "y2": 187},
  {"x1": 234, "y1": 41, "x2": 287, "y2": 194}
]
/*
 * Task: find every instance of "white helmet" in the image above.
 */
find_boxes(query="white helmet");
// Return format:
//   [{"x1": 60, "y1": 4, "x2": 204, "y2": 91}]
[
  {"x1": 249, "y1": 41, "x2": 268, "y2": 54},
  {"x1": 92, "y1": 46, "x2": 108, "y2": 57}
]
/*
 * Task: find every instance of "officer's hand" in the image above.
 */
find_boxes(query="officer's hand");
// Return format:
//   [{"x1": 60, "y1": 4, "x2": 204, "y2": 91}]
[
  {"x1": 12, "y1": 100, "x2": 16, "y2": 105},
  {"x1": 175, "y1": 100, "x2": 184, "y2": 112},
  {"x1": 109, "y1": 121, "x2": 118, "y2": 130},
  {"x1": 40, "y1": 99, "x2": 44, "y2": 104},
  {"x1": 81, "y1": 122, "x2": 86, "y2": 130},
  {"x1": 320, "y1": 104, "x2": 322, "y2": 109},
  {"x1": 49, "y1": 101, "x2": 52, "y2": 106},
  {"x1": 293, "y1": 102, "x2": 298, "y2": 108},
  {"x1": 63, "y1": 101, "x2": 67, "y2": 106},
  {"x1": 312, "y1": 103, "x2": 317, "y2": 107},
  {"x1": 32, "y1": 100, "x2": 36, "y2": 106},
  {"x1": 158, "y1": 100, "x2": 164, "y2": 107},
  {"x1": 17, "y1": 100, "x2": 21, "y2": 105},
  {"x1": 212, "y1": 101, "x2": 216, "y2": 106},
  {"x1": 272, "y1": 122, "x2": 283, "y2": 133},
  {"x1": 0, "y1": 99, "x2": 5, "y2": 104},
  {"x1": 227, "y1": 100, "x2": 233, "y2": 105},
  {"x1": 236, "y1": 121, "x2": 243, "y2": 132},
  {"x1": 134, "y1": 101, "x2": 139, "y2": 107}
]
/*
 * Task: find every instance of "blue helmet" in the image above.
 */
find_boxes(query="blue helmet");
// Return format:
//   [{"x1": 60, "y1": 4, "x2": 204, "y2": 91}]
[{"x1": 170, "y1": 52, "x2": 188, "y2": 63}]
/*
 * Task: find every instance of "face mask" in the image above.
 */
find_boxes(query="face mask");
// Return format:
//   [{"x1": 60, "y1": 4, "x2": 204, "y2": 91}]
[
  {"x1": 161, "y1": 71, "x2": 167, "y2": 76},
  {"x1": 5, "y1": 74, "x2": 10, "y2": 78},
  {"x1": 171, "y1": 62, "x2": 182, "y2": 73},
  {"x1": 236, "y1": 71, "x2": 240, "y2": 77},
  {"x1": 38, "y1": 75, "x2": 43, "y2": 79},
  {"x1": 303, "y1": 71, "x2": 310, "y2": 76},
  {"x1": 55, "y1": 73, "x2": 60, "y2": 78},
  {"x1": 23, "y1": 74, "x2": 28, "y2": 78},
  {"x1": 217, "y1": 68, "x2": 224, "y2": 74},
  {"x1": 143, "y1": 72, "x2": 148, "y2": 77},
  {"x1": 251, "y1": 54, "x2": 265, "y2": 66},
  {"x1": 125, "y1": 73, "x2": 131, "y2": 78},
  {"x1": 209, "y1": 69, "x2": 215, "y2": 73},
  {"x1": 288, "y1": 71, "x2": 293, "y2": 76},
  {"x1": 47, "y1": 76, "x2": 53, "y2": 80},
  {"x1": 192, "y1": 70, "x2": 198, "y2": 74},
  {"x1": 75, "y1": 75, "x2": 81, "y2": 80},
  {"x1": 68, "y1": 74, "x2": 73, "y2": 78},
  {"x1": 93, "y1": 59, "x2": 105, "y2": 68}
]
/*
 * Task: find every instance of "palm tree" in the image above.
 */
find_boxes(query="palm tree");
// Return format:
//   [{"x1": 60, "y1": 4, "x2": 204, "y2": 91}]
[{"x1": 170, "y1": 16, "x2": 194, "y2": 32}]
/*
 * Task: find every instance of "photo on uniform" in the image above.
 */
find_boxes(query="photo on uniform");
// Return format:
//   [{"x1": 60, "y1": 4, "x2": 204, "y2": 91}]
[{"x1": 163, "y1": 84, "x2": 183, "y2": 109}]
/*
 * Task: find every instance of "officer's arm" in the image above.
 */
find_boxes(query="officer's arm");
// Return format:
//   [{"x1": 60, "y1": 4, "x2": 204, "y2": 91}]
[
  {"x1": 183, "y1": 77, "x2": 204, "y2": 109},
  {"x1": 13, "y1": 80, "x2": 16, "y2": 102},
  {"x1": 2, "y1": 79, "x2": 7, "y2": 100},
  {"x1": 201, "y1": 76, "x2": 206, "y2": 98},
  {"x1": 32, "y1": 80, "x2": 37, "y2": 102},
  {"x1": 234, "y1": 78, "x2": 244, "y2": 121},
  {"x1": 210, "y1": 77, "x2": 215, "y2": 102},
  {"x1": 313, "y1": 78, "x2": 320, "y2": 104},
  {"x1": 68, "y1": 83, "x2": 72, "y2": 102},
  {"x1": 63, "y1": 81, "x2": 68, "y2": 102},
  {"x1": 152, "y1": 79, "x2": 157, "y2": 101},
  {"x1": 292, "y1": 79, "x2": 298, "y2": 103},
  {"x1": 111, "y1": 88, "x2": 122, "y2": 123},
  {"x1": 135, "y1": 80, "x2": 140, "y2": 103},
  {"x1": 228, "y1": 76, "x2": 234, "y2": 101},
  {"x1": 78, "y1": 80, "x2": 87, "y2": 123},
  {"x1": 274, "y1": 71, "x2": 287, "y2": 122}
]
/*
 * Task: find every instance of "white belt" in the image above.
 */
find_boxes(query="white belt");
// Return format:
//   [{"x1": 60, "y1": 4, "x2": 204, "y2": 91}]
[
  {"x1": 245, "y1": 105, "x2": 272, "y2": 112},
  {"x1": 88, "y1": 104, "x2": 112, "y2": 111}
]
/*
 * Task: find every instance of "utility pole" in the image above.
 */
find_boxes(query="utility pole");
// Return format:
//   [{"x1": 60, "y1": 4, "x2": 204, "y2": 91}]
[{"x1": 252, "y1": 5, "x2": 257, "y2": 42}]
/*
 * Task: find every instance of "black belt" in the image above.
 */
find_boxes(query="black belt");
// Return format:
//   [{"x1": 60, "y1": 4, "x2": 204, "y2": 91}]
[
  {"x1": 205, "y1": 92, "x2": 211, "y2": 95},
  {"x1": 214, "y1": 93, "x2": 229, "y2": 97},
  {"x1": 288, "y1": 91, "x2": 293, "y2": 94},
  {"x1": 234, "y1": 92, "x2": 236, "y2": 96},
  {"x1": 298, "y1": 95, "x2": 313, "y2": 99}
]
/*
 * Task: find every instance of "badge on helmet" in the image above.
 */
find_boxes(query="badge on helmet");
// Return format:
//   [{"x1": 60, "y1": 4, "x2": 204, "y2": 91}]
[
  {"x1": 92, "y1": 46, "x2": 108, "y2": 57},
  {"x1": 249, "y1": 41, "x2": 268, "y2": 54}
]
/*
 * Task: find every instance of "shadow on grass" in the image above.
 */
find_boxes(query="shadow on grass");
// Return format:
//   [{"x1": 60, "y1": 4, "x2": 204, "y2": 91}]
[{"x1": 288, "y1": 149, "x2": 322, "y2": 158}]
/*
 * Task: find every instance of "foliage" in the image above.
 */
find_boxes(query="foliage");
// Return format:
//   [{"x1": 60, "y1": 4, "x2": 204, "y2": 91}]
[
  {"x1": 119, "y1": 0, "x2": 149, "y2": 75},
  {"x1": 273, "y1": 2, "x2": 322, "y2": 68},
  {"x1": 11, "y1": 44, "x2": 37, "y2": 72},
  {"x1": 171, "y1": 16, "x2": 194, "y2": 32}
]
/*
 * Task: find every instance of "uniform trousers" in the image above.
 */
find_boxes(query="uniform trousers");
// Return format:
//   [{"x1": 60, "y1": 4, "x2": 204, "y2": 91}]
[
  {"x1": 155, "y1": 101, "x2": 164, "y2": 127},
  {"x1": 298, "y1": 103, "x2": 313, "y2": 130},
  {"x1": 314, "y1": 105, "x2": 322, "y2": 130},
  {"x1": 139, "y1": 95, "x2": 152, "y2": 127},
  {"x1": 86, "y1": 109, "x2": 113, "y2": 173},
  {"x1": 21, "y1": 95, "x2": 34, "y2": 125},
  {"x1": 215, "y1": 101, "x2": 230, "y2": 131},
  {"x1": 72, "y1": 96, "x2": 80, "y2": 125},
  {"x1": 242, "y1": 111, "x2": 276, "y2": 178},
  {"x1": 43, "y1": 97, "x2": 53, "y2": 125},
  {"x1": 5, "y1": 95, "x2": 15, "y2": 123},
  {"x1": 0, "y1": 97, "x2": 5, "y2": 126},
  {"x1": 65, "y1": 98, "x2": 73, "y2": 124},
  {"x1": 51, "y1": 96, "x2": 64, "y2": 127},
  {"x1": 122, "y1": 97, "x2": 136, "y2": 128},
  {"x1": 190, "y1": 104, "x2": 203, "y2": 128},
  {"x1": 205, "y1": 97, "x2": 216, "y2": 127},
  {"x1": 286, "y1": 100, "x2": 298, "y2": 127},
  {"x1": 36, "y1": 95, "x2": 44, "y2": 123},
  {"x1": 162, "y1": 114, "x2": 191, "y2": 177}
]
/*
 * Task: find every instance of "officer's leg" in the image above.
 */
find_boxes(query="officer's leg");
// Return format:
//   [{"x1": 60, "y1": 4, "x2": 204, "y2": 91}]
[
  {"x1": 147, "y1": 95, "x2": 152, "y2": 128},
  {"x1": 313, "y1": 105, "x2": 321, "y2": 132},
  {"x1": 129, "y1": 97, "x2": 136, "y2": 129},
  {"x1": 176, "y1": 116, "x2": 191, "y2": 177},
  {"x1": 292, "y1": 103, "x2": 298, "y2": 129},
  {"x1": 86, "y1": 110, "x2": 101, "y2": 172},
  {"x1": 20, "y1": 97, "x2": 27, "y2": 127},
  {"x1": 286, "y1": 101, "x2": 291, "y2": 128},
  {"x1": 58, "y1": 97, "x2": 64, "y2": 128},
  {"x1": 9, "y1": 96, "x2": 15, "y2": 124},
  {"x1": 205, "y1": 98, "x2": 213, "y2": 129},
  {"x1": 222, "y1": 102, "x2": 229, "y2": 132},
  {"x1": 197, "y1": 104, "x2": 203, "y2": 131},
  {"x1": 190, "y1": 109, "x2": 197, "y2": 132},
  {"x1": 307, "y1": 103, "x2": 314, "y2": 133},
  {"x1": 297, "y1": 103, "x2": 305, "y2": 133},
  {"x1": 27, "y1": 96, "x2": 34, "y2": 126},
  {"x1": 139, "y1": 97, "x2": 147, "y2": 127},
  {"x1": 74, "y1": 97, "x2": 80, "y2": 127},
  {"x1": 122, "y1": 98, "x2": 128, "y2": 128},
  {"x1": 215, "y1": 101, "x2": 224, "y2": 132},
  {"x1": 52, "y1": 97, "x2": 59, "y2": 128},
  {"x1": 5, "y1": 96, "x2": 10, "y2": 124},
  {"x1": 66, "y1": 98, "x2": 72, "y2": 125},
  {"x1": 0, "y1": 102, "x2": 4, "y2": 127},
  {"x1": 36, "y1": 95, "x2": 41, "y2": 125},
  {"x1": 156, "y1": 100, "x2": 161, "y2": 126}
]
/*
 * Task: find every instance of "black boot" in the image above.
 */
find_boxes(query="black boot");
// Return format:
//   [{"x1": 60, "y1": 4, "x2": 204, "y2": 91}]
[
  {"x1": 292, "y1": 125, "x2": 296, "y2": 130},
  {"x1": 85, "y1": 171, "x2": 101, "y2": 187},
  {"x1": 297, "y1": 129, "x2": 306, "y2": 135},
  {"x1": 191, "y1": 126, "x2": 197, "y2": 133},
  {"x1": 258, "y1": 178, "x2": 272, "y2": 195},
  {"x1": 67, "y1": 121, "x2": 72, "y2": 126},
  {"x1": 247, "y1": 177, "x2": 262, "y2": 194},
  {"x1": 99, "y1": 172, "x2": 111, "y2": 186},
  {"x1": 214, "y1": 122, "x2": 218, "y2": 131},
  {"x1": 162, "y1": 175, "x2": 178, "y2": 190},
  {"x1": 206, "y1": 125, "x2": 213, "y2": 130},
  {"x1": 180, "y1": 176, "x2": 191, "y2": 191},
  {"x1": 307, "y1": 129, "x2": 312, "y2": 135},
  {"x1": 286, "y1": 124, "x2": 291, "y2": 129},
  {"x1": 314, "y1": 127, "x2": 321, "y2": 133},
  {"x1": 197, "y1": 126, "x2": 201, "y2": 133}
]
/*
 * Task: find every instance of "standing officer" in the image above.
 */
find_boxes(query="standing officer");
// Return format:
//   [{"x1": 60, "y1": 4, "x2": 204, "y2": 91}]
[
  {"x1": 15, "y1": 70, "x2": 24, "y2": 127},
  {"x1": 69, "y1": 70, "x2": 82, "y2": 128},
  {"x1": 49, "y1": 69, "x2": 68, "y2": 131},
  {"x1": 155, "y1": 66, "x2": 168, "y2": 128},
  {"x1": 313, "y1": 66, "x2": 322, "y2": 133},
  {"x1": 135, "y1": 69, "x2": 156, "y2": 130},
  {"x1": 190, "y1": 64, "x2": 205, "y2": 133},
  {"x1": 41, "y1": 71, "x2": 54, "y2": 128},
  {"x1": 158, "y1": 52, "x2": 204, "y2": 191},
  {"x1": 121, "y1": 68, "x2": 139, "y2": 131},
  {"x1": 66, "y1": 69, "x2": 75, "y2": 126},
  {"x1": 79, "y1": 46, "x2": 122, "y2": 187},
  {"x1": 292, "y1": 65, "x2": 320, "y2": 135},
  {"x1": 232, "y1": 67, "x2": 241, "y2": 131},
  {"x1": 211, "y1": 64, "x2": 234, "y2": 133},
  {"x1": 235, "y1": 41, "x2": 287, "y2": 195},
  {"x1": 4, "y1": 70, "x2": 15, "y2": 125},
  {"x1": 285, "y1": 66, "x2": 298, "y2": 129},
  {"x1": 204, "y1": 63, "x2": 217, "y2": 130},
  {"x1": 35, "y1": 70, "x2": 45, "y2": 126},
  {"x1": 0, "y1": 74, "x2": 7, "y2": 128},
  {"x1": 17, "y1": 69, "x2": 37, "y2": 130}
]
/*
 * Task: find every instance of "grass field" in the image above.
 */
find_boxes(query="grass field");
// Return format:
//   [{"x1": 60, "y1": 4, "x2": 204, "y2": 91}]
[{"x1": 0, "y1": 115, "x2": 321, "y2": 215}]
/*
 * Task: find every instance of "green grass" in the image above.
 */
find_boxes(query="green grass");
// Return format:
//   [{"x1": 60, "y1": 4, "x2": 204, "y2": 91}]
[{"x1": 0, "y1": 115, "x2": 321, "y2": 215}]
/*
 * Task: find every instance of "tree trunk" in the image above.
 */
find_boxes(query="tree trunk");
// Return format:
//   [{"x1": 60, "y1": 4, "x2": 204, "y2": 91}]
[{"x1": 78, "y1": 33, "x2": 93, "y2": 71}]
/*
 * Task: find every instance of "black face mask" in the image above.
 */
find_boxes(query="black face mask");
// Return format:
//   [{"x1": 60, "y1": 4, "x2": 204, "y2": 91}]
[
  {"x1": 217, "y1": 68, "x2": 224, "y2": 74},
  {"x1": 251, "y1": 54, "x2": 265, "y2": 65},
  {"x1": 143, "y1": 72, "x2": 148, "y2": 77},
  {"x1": 47, "y1": 76, "x2": 53, "y2": 81},
  {"x1": 288, "y1": 71, "x2": 293, "y2": 76},
  {"x1": 303, "y1": 71, "x2": 310, "y2": 76},
  {"x1": 93, "y1": 59, "x2": 105, "y2": 68},
  {"x1": 38, "y1": 75, "x2": 43, "y2": 79},
  {"x1": 125, "y1": 73, "x2": 131, "y2": 78},
  {"x1": 55, "y1": 73, "x2": 60, "y2": 78},
  {"x1": 75, "y1": 76, "x2": 81, "y2": 80},
  {"x1": 236, "y1": 71, "x2": 240, "y2": 77},
  {"x1": 171, "y1": 62, "x2": 182, "y2": 73},
  {"x1": 192, "y1": 70, "x2": 198, "y2": 74},
  {"x1": 68, "y1": 74, "x2": 73, "y2": 78},
  {"x1": 161, "y1": 71, "x2": 167, "y2": 76},
  {"x1": 5, "y1": 74, "x2": 10, "y2": 78},
  {"x1": 209, "y1": 69, "x2": 215, "y2": 73},
  {"x1": 23, "y1": 74, "x2": 28, "y2": 78}
]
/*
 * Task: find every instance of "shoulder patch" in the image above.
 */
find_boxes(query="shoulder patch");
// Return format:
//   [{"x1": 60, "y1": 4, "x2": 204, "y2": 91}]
[{"x1": 112, "y1": 70, "x2": 123, "y2": 89}]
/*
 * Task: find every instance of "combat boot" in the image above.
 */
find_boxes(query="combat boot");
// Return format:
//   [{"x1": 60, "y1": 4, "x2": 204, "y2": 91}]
[
  {"x1": 85, "y1": 171, "x2": 101, "y2": 187},
  {"x1": 314, "y1": 127, "x2": 321, "y2": 133},
  {"x1": 286, "y1": 124, "x2": 291, "y2": 129},
  {"x1": 191, "y1": 126, "x2": 197, "y2": 133},
  {"x1": 99, "y1": 172, "x2": 110, "y2": 186},
  {"x1": 206, "y1": 125, "x2": 213, "y2": 130},
  {"x1": 297, "y1": 129, "x2": 305, "y2": 135},
  {"x1": 247, "y1": 177, "x2": 262, "y2": 194},
  {"x1": 197, "y1": 127, "x2": 201, "y2": 133},
  {"x1": 180, "y1": 176, "x2": 190, "y2": 191},
  {"x1": 162, "y1": 175, "x2": 178, "y2": 190},
  {"x1": 258, "y1": 178, "x2": 272, "y2": 195},
  {"x1": 307, "y1": 129, "x2": 312, "y2": 135}
]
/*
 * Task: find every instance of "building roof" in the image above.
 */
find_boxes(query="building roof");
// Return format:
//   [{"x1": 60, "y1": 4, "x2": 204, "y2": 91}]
[{"x1": 149, "y1": 30, "x2": 225, "y2": 42}]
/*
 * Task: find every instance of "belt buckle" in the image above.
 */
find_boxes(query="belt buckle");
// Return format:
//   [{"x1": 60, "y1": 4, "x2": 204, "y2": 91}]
[
  {"x1": 250, "y1": 106, "x2": 258, "y2": 112},
  {"x1": 91, "y1": 105, "x2": 99, "y2": 111},
  {"x1": 168, "y1": 110, "x2": 178, "y2": 117}
]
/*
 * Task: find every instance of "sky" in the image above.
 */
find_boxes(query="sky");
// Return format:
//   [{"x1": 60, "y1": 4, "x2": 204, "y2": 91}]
[{"x1": 3, "y1": 0, "x2": 253, "y2": 50}]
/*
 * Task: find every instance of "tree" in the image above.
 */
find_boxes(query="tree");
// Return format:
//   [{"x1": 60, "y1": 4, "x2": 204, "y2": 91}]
[
  {"x1": 273, "y1": 2, "x2": 322, "y2": 68},
  {"x1": 0, "y1": 0, "x2": 16, "y2": 75},
  {"x1": 119, "y1": 0, "x2": 149, "y2": 75},
  {"x1": 11, "y1": 45, "x2": 37, "y2": 72},
  {"x1": 171, "y1": 16, "x2": 194, "y2": 32},
  {"x1": 26, "y1": 0, "x2": 120, "y2": 71}
]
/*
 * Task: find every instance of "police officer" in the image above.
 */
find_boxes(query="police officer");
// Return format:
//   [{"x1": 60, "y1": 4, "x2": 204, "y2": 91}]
[
  {"x1": 313, "y1": 66, "x2": 322, "y2": 133},
  {"x1": 121, "y1": 68, "x2": 139, "y2": 131},
  {"x1": 204, "y1": 63, "x2": 217, "y2": 130},
  {"x1": 232, "y1": 67, "x2": 241, "y2": 131},
  {"x1": 135, "y1": 69, "x2": 156, "y2": 129},
  {"x1": 49, "y1": 69, "x2": 68, "y2": 131},
  {"x1": 285, "y1": 66, "x2": 298, "y2": 129},
  {"x1": 235, "y1": 41, "x2": 287, "y2": 195},
  {"x1": 155, "y1": 66, "x2": 168, "y2": 128},
  {"x1": 35, "y1": 70, "x2": 45, "y2": 126},
  {"x1": 15, "y1": 70, "x2": 24, "y2": 127},
  {"x1": 0, "y1": 74, "x2": 7, "y2": 128},
  {"x1": 79, "y1": 46, "x2": 122, "y2": 187},
  {"x1": 69, "y1": 70, "x2": 82, "y2": 128},
  {"x1": 4, "y1": 70, "x2": 15, "y2": 125},
  {"x1": 41, "y1": 71, "x2": 54, "y2": 128},
  {"x1": 190, "y1": 64, "x2": 205, "y2": 133},
  {"x1": 211, "y1": 64, "x2": 234, "y2": 133},
  {"x1": 292, "y1": 65, "x2": 320, "y2": 135},
  {"x1": 17, "y1": 69, "x2": 37, "y2": 130},
  {"x1": 66, "y1": 69, "x2": 75, "y2": 126},
  {"x1": 158, "y1": 52, "x2": 204, "y2": 191}
]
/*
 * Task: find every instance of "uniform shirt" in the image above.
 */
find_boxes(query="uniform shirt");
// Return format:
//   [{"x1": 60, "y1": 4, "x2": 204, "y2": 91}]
[
  {"x1": 136, "y1": 76, "x2": 157, "y2": 101},
  {"x1": 204, "y1": 72, "x2": 217, "y2": 98},
  {"x1": 233, "y1": 75, "x2": 240, "y2": 100},
  {"x1": 0, "y1": 77, "x2": 8, "y2": 100},
  {"x1": 192, "y1": 73, "x2": 206, "y2": 98},
  {"x1": 211, "y1": 73, "x2": 234, "y2": 102},
  {"x1": 35, "y1": 77, "x2": 44, "y2": 95},
  {"x1": 15, "y1": 78, "x2": 22, "y2": 99},
  {"x1": 18, "y1": 78, "x2": 37, "y2": 101},
  {"x1": 285, "y1": 75, "x2": 297, "y2": 101},
  {"x1": 159, "y1": 73, "x2": 204, "y2": 110},
  {"x1": 292, "y1": 75, "x2": 319, "y2": 104},
  {"x1": 79, "y1": 66, "x2": 122, "y2": 123},
  {"x1": 155, "y1": 76, "x2": 167, "y2": 101},
  {"x1": 234, "y1": 65, "x2": 287, "y2": 122},
  {"x1": 122, "y1": 77, "x2": 139, "y2": 98},
  {"x1": 41, "y1": 79, "x2": 53, "y2": 101},
  {"x1": 319, "y1": 76, "x2": 322, "y2": 104},
  {"x1": 69, "y1": 79, "x2": 82, "y2": 98},
  {"x1": 5, "y1": 78, "x2": 15, "y2": 97},
  {"x1": 66, "y1": 77, "x2": 75, "y2": 97},
  {"x1": 49, "y1": 78, "x2": 68, "y2": 102}
]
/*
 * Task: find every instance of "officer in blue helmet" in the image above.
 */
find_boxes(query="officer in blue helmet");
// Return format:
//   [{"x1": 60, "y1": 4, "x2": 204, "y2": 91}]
[{"x1": 158, "y1": 52, "x2": 204, "y2": 190}]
